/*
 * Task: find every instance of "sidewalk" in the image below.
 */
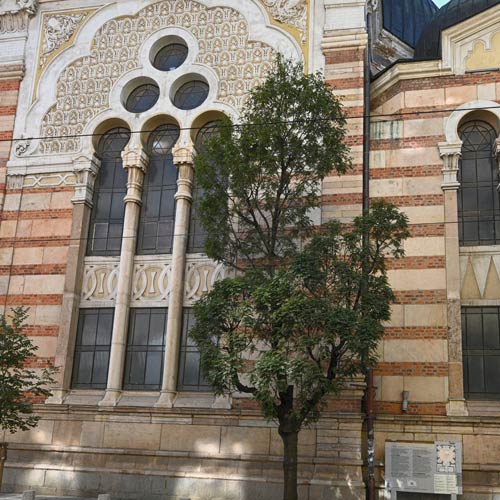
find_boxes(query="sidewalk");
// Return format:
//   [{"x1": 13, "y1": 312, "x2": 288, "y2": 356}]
[{"x1": 0, "y1": 496, "x2": 96, "y2": 500}]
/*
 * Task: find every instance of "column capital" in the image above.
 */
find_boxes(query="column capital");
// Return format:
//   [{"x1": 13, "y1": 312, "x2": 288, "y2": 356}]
[
  {"x1": 122, "y1": 146, "x2": 148, "y2": 206},
  {"x1": 494, "y1": 138, "x2": 500, "y2": 158},
  {"x1": 121, "y1": 146, "x2": 148, "y2": 172},
  {"x1": 439, "y1": 141, "x2": 462, "y2": 191},
  {"x1": 172, "y1": 145, "x2": 195, "y2": 167},
  {"x1": 173, "y1": 145, "x2": 195, "y2": 203},
  {"x1": 72, "y1": 154, "x2": 101, "y2": 206}
]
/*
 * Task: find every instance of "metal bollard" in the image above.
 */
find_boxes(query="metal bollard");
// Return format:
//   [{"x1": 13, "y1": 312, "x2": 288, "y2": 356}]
[{"x1": 22, "y1": 491, "x2": 35, "y2": 500}]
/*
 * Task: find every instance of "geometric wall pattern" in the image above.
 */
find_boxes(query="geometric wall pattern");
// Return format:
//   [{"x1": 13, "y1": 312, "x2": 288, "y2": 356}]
[{"x1": 460, "y1": 252, "x2": 500, "y2": 299}]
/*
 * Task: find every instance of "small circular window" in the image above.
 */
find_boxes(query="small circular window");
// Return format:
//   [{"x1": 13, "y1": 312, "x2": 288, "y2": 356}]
[
  {"x1": 173, "y1": 80, "x2": 209, "y2": 110},
  {"x1": 125, "y1": 83, "x2": 160, "y2": 113},
  {"x1": 154, "y1": 43, "x2": 188, "y2": 71}
]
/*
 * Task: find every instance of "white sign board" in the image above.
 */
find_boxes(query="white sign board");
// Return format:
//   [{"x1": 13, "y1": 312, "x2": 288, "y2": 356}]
[{"x1": 385, "y1": 442, "x2": 463, "y2": 496}]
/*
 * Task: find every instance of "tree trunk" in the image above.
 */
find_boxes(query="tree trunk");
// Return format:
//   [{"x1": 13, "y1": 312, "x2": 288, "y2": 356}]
[
  {"x1": 0, "y1": 442, "x2": 7, "y2": 491},
  {"x1": 279, "y1": 429, "x2": 298, "y2": 500}
]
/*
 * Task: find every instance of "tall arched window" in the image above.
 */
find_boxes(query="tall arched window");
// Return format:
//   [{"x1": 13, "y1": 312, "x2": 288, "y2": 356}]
[
  {"x1": 137, "y1": 124, "x2": 180, "y2": 254},
  {"x1": 458, "y1": 120, "x2": 500, "y2": 246},
  {"x1": 188, "y1": 121, "x2": 219, "y2": 253},
  {"x1": 87, "y1": 128, "x2": 131, "y2": 255}
]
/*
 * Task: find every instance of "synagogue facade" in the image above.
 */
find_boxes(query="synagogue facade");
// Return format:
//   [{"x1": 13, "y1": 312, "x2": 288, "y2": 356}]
[{"x1": 1, "y1": 0, "x2": 500, "y2": 498}]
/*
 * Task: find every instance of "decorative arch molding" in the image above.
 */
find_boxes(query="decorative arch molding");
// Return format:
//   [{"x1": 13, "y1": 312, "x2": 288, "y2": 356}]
[
  {"x1": 445, "y1": 100, "x2": 500, "y2": 144},
  {"x1": 13, "y1": 0, "x2": 302, "y2": 160},
  {"x1": 440, "y1": 100, "x2": 500, "y2": 190}
]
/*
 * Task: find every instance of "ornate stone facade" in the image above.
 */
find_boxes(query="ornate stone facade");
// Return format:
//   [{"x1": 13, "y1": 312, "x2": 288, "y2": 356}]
[
  {"x1": 39, "y1": 0, "x2": 276, "y2": 154},
  {"x1": 2, "y1": 0, "x2": 500, "y2": 499}
]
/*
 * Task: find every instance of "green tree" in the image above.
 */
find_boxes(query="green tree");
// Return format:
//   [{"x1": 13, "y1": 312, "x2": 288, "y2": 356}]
[
  {"x1": 191, "y1": 58, "x2": 409, "y2": 500},
  {"x1": 194, "y1": 57, "x2": 351, "y2": 273},
  {"x1": 0, "y1": 307, "x2": 57, "y2": 488}
]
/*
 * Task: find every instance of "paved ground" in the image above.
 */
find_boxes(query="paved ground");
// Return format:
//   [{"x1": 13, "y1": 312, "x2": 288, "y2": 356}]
[{"x1": 0, "y1": 496, "x2": 96, "y2": 500}]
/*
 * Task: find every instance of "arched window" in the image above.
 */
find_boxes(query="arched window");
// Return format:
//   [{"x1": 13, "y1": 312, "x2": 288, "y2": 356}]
[
  {"x1": 188, "y1": 121, "x2": 220, "y2": 253},
  {"x1": 137, "y1": 124, "x2": 180, "y2": 254},
  {"x1": 458, "y1": 120, "x2": 500, "y2": 246},
  {"x1": 87, "y1": 127, "x2": 130, "y2": 256}
]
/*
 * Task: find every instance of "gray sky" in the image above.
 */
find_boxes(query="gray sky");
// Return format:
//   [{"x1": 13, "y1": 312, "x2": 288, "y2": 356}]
[{"x1": 433, "y1": 0, "x2": 450, "y2": 6}]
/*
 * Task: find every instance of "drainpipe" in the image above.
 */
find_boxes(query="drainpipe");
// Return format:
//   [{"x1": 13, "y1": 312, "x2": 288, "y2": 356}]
[{"x1": 363, "y1": 6, "x2": 375, "y2": 500}]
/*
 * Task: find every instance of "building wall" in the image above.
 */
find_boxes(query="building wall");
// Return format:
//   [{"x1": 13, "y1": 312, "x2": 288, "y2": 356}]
[
  {"x1": 371, "y1": 5, "x2": 500, "y2": 494},
  {"x1": 1, "y1": 0, "x2": 500, "y2": 499}
]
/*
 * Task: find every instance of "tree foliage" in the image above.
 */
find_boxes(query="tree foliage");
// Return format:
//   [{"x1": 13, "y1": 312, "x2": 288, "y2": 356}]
[
  {"x1": 0, "y1": 307, "x2": 57, "y2": 434},
  {"x1": 195, "y1": 57, "x2": 352, "y2": 271},
  {"x1": 190, "y1": 201, "x2": 409, "y2": 430}
]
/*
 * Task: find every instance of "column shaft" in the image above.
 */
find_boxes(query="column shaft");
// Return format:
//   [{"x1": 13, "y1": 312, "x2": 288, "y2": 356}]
[
  {"x1": 100, "y1": 148, "x2": 148, "y2": 406},
  {"x1": 47, "y1": 156, "x2": 99, "y2": 404},
  {"x1": 156, "y1": 149, "x2": 194, "y2": 407},
  {"x1": 439, "y1": 143, "x2": 467, "y2": 416}
]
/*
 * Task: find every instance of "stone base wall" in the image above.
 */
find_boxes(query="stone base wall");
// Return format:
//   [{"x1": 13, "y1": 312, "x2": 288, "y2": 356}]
[{"x1": 1, "y1": 406, "x2": 365, "y2": 500}]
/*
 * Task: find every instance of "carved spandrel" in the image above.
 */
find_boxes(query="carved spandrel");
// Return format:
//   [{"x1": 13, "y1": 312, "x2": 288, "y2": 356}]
[{"x1": 260, "y1": 0, "x2": 306, "y2": 40}]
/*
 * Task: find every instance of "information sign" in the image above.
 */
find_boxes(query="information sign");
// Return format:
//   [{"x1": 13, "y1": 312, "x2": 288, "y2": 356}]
[{"x1": 385, "y1": 441, "x2": 462, "y2": 497}]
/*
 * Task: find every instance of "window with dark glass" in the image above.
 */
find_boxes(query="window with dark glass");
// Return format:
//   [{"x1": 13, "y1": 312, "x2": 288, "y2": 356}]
[
  {"x1": 458, "y1": 120, "x2": 500, "y2": 246},
  {"x1": 153, "y1": 43, "x2": 188, "y2": 71},
  {"x1": 87, "y1": 128, "x2": 130, "y2": 256},
  {"x1": 72, "y1": 309, "x2": 113, "y2": 389},
  {"x1": 188, "y1": 121, "x2": 219, "y2": 253},
  {"x1": 173, "y1": 80, "x2": 209, "y2": 110},
  {"x1": 137, "y1": 124, "x2": 180, "y2": 254},
  {"x1": 123, "y1": 308, "x2": 167, "y2": 390},
  {"x1": 125, "y1": 83, "x2": 160, "y2": 113},
  {"x1": 177, "y1": 309, "x2": 210, "y2": 391},
  {"x1": 463, "y1": 306, "x2": 500, "y2": 399}
]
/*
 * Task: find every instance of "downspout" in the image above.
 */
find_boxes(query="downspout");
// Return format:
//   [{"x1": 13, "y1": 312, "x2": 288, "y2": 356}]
[{"x1": 363, "y1": 5, "x2": 375, "y2": 500}]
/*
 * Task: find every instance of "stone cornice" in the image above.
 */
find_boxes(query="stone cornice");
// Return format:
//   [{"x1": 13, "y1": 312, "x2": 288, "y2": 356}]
[
  {"x1": 371, "y1": 60, "x2": 454, "y2": 101},
  {"x1": 0, "y1": 62, "x2": 24, "y2": 80},
  {"x1": 322, "y1": 29, "x2": 368, "y2": 51}
]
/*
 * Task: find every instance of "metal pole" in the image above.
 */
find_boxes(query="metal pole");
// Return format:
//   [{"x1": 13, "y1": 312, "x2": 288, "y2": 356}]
[{"x1": 363, "y1": 5, "x2": 375, "y2": 500}]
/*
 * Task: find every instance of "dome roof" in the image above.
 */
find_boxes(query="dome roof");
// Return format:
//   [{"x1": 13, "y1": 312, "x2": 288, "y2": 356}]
[
  {"x1": 382, "y1": 0, "x2": 438, "y2": 48},
  {"x1": 414, "y1": 0, "x2": 500, "y2": 59}
]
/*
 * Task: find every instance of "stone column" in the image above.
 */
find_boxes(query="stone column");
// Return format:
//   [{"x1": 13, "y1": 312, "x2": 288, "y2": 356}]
[
  {"x1": 99, "y1": 146, "x2": 148, "y2": 407},
  {"x1": 46, "y1": 155, "x2": 100, "y2": 404},
  {"x1": 495, "y1": 138, "x2": 500, "y2": 191},
  {"x1": 439, "y1": 142, "x2": 468, "y2": 417},
  {"x1": 156, "y1": 145, "x2": 194, "y2": 408}
]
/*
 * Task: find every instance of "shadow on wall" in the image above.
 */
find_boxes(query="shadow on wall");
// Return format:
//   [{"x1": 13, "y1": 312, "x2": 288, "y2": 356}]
[{"x1": 3, "y1": 468, "x2": 365, "y2": 500}]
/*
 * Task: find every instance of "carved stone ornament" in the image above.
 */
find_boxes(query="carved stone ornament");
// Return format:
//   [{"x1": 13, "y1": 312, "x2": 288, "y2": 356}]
[
  {"x1": 0, "y1": 0, "x2": 38, "y2": 34},
  {"x1": 367, "y1": 0, "x2": 379, "y2": 12},
  {"x1": 81, "y1": 255, "x2": 231, "y2": 307},
  {"x1": 260, "y1": 0, "x2": 306, "y2": 38},
  {"x1": 16, "y1": 0, "x2": 37, "y2": 15},
  {"x1": 41, "y1": 14, "x2": 85, "y2": 66},
  {"x1": 439, "y1": 142, "x2": 462, "y2": 191},
  {"x1": 15, "y1": 134, "x2": 31, "y2": 157},
  {"x1": 40, "y1": 0, "x2": 276, "y2": 155},
  {"x1": 72, "y1": 154, "x2": 100, "y2": 205}
]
